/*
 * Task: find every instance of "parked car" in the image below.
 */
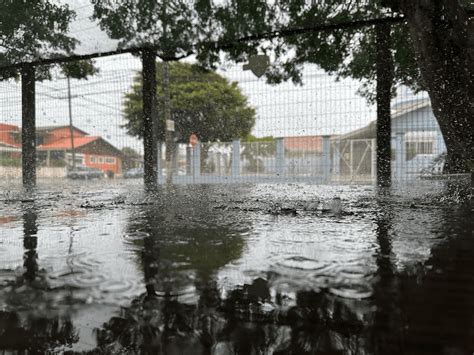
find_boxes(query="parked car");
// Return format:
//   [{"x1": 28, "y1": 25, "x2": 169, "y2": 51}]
[
  {"x1": 66, "y1": 166, "x2": 104, "y2": 180},
  {"x1": 405, "y1": 154, "x2": 438, "y2": 176},
  {"x1": 123, "y1": 167, "x2": 144, "y2": 179},
  {"x1": 420, "y1": 153, "x2": 446, "y2": 179}
]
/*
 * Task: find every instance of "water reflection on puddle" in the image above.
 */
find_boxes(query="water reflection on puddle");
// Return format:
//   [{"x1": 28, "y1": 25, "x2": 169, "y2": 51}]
[{"x1": 0, "y1": 181, "x2": 472, "y2": 354}]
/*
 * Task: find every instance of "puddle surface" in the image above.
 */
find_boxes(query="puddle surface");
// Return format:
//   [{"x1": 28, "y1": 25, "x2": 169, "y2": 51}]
[{"x1": 0, "y1": 180, "x2": 472, "y2": 354}]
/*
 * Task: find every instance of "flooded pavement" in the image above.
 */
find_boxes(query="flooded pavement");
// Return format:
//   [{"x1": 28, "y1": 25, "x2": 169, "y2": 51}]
[{"x1": 0, "y1": 180, "x2": 472, "y2": 354}]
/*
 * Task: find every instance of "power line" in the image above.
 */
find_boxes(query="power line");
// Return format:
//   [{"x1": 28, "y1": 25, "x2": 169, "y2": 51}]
[
  {"x1": 0, "y1": 15, "x2": 409, "y2": 71},
  {"x1": 34, "y1": 89, "x2": 115, "y2": 115}
]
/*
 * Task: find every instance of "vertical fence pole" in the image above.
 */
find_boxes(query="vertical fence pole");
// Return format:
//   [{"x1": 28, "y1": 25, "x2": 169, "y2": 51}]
[
  {"x1": 193, "y1": 141, "x2": 201, "y2": 181},
  {"x1": 276, "y1": 138, "x2": 285, "y2": 177},
  {"x1": 67, "y1": 76, "x2": 76, "y2": 169},
  {"x1": 21, "y1": 65, "x2": 36, "y2": 189},
  {"x1": 142, "y1": 49, "x2": 158, "y2": 189},
  {"x1": 156, "y1": 141, "x2": 162, "y2": 184},
  {"x1": 171, "y1": 142, "x2": 178, "y2": 178},
  {"x1": 186, "y1": 145, "x2": 192, "y2": 175},
  {"x1": 350, "y1": 139, "x2": 354, "y2": 181},
  {"x1": 376, "y1": 23, "x2": 393, "y2": 188},
  {"x1": 332, "y1": 140, "x2": 341, "y2": 178},
  {"x1": 395, "y1": 132, "x2": 406, "y2": 182},
  {"x1": 322, "y1": 135, "x2": 331, "y2": 182},
  {"x1": 232, "y1": 139, "x2": 241, "y2": 179},
  {"x1": 371, "y1": 138, "x2": 377, "y2": 182}
]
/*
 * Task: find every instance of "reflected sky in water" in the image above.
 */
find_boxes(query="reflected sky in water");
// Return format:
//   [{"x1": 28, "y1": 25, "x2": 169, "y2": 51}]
[{"x1": 0, "y1": 181, "x2": 472, "y2": 354}]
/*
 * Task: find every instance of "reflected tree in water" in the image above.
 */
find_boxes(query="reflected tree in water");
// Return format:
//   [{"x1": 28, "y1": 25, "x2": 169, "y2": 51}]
[
  {"x1": 90, "y1": 195, "x2": 372, "y2": 354},
  {"x1": 89, "y1": 191, "x2": 474, "y2": 354},
  {"x1": 369, "y1": 196, "x2": 474, "y2": 354},
  {"x1": 396, "y1": 205, "x2": 474, "y2": 354},
  {"x1": 93, "y1": 195, "x2": 247, "y2": 353},
  {"x1": 0, "y1": 208, "x2": 79, "y2": 353}
]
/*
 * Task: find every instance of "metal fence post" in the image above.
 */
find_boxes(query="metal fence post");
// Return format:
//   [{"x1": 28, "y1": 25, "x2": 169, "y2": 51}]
[
  {"x1": 371, "y1": 138, "x2": 377, "y2": 182},
  {"x1": 232, "y1": 139, "x2": 241, "y2": 178},
  {"x1": 322, "y1": 135, "x2": 331, "y2": 182},
  {"x1": 395, "y1": 132, "x2": 406, "y2": 182},
  {"x1": 21, "y1": 64, "x2": 36, "y2": 189},
  {"x1": 376, "y1": 23, "x2": 393, "y2": 188},
  {"x1": 332, "y1": 139, "x2": 341, "y2": 177},
  {"x1": 142, "y1": 49, "x2": 158, "y2": 190},
  {"x1": 186, "y1": 145, "x2": 192, "y2": 175},
  {"x1": 276, "y1": 138, "x2": 285, "y2": 177},
  {"x1": 193, "y1": 141, "x2": 201, "y2": 180},
  {"x1": 171, "y1": 142, "x2": 178, "y2": 178},
  {"x1": 156, "y1": 141, "x2": 162, "y2": 183}
]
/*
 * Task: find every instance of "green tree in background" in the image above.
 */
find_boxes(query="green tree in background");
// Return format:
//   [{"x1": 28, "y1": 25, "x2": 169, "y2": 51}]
[
  {"x1": 121, "y1": 146, "x2": 142, "y2": 170},
  {"x1": 241, "y1": 135, "x2": 275, "y2": 174},
  {"x1": 123, "y1": 62, "x2": 255, "y2": 143}
]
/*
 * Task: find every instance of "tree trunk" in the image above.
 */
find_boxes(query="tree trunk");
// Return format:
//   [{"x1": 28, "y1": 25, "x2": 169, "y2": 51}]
[{"x1": 397, "y1": 0, "x2": 474, "y2": 173}]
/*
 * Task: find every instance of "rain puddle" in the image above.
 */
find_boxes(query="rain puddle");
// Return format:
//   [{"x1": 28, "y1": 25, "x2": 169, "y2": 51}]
[{"x1": 0, "y1": 180, "x2": 472, "y2": 354}]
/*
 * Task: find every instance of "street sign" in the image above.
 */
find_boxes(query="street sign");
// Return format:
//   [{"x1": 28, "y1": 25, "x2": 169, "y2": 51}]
[
  {"x1": 166, "y1": 119, "x2": 175, "y2": 132},
  {"x1": 189, "y1": 133, "x2": 198, "y2": 147}
]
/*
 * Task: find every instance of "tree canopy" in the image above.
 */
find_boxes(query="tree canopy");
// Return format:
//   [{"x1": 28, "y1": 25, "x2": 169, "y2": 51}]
[
  {"x1": 0, "y1": 1, "x2": 75, "y2": 65},
  {"x1": 91, "y1": 0, "x2": 418, "y2": 98},
  {"x1": 0, "y1": 1, "x2": 97, "y2": 80},
  {"x1": 212, "y1": 0, "x2": 473, "y2": 171},
  {"x1": 123, "y1": 61, "x2": 255, "y2": 142},
  {"x1": 95, "y1": 0, "x2": 473, "y2": 171},
  {"x1": 91, "y1": 0, "x2": 215, "y2": 61}
]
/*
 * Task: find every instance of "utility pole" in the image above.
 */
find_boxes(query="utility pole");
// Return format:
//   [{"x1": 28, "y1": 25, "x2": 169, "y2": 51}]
[
  {"x1": 162, "y1": 0, "x2": 174, "y2": 185},
  {"x1": 67, "y1": 76, "x2": 76, "y2": 169},
  {"x1": 163, "y1": 61, "x2": 173, "y2": 184}
]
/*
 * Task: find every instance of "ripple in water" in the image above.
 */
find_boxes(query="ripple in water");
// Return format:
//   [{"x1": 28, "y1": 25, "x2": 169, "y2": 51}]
[
  {"x1": 276, "y1": 256, "x2": 334, "y2": 272},
  {"x1": 329, "y1": 285, "x2": 373, "y2": 299}
]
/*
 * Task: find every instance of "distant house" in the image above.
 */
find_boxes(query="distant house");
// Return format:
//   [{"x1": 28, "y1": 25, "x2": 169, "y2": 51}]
[
  {"x1": 284, "y1": 135, "x2": 332, "y2": 155},
  {"x1": 0, "y1": 124, "x2": 123, "y2": 174},
  {"x1": 282, "y1": 135, "x2": 336, "y2": 176},
  {"x1": 0, "y1": 123, "x2": 21, "y2": 148},
  {"x1": 332, "y1": 98, "x2": 446, "y2": 181},
  {"x1": 0, "y1": 141, "x2": 21, "y2": 155},
  {"x1": 0, "y1": 124, "x2": 21, "y2": 163}
]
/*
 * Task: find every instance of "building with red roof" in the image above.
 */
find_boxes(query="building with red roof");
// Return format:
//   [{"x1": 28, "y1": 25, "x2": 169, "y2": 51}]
[
  {"x1": 284, "y1": 135, "x2": 336, "y2": 155},
  {"x1": 0, "y1": 124, "x2": 123, "y2": 175}
]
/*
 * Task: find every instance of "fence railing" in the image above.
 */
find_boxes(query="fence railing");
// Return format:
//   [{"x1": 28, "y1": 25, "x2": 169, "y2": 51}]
[{"x1": 0, "y1": 133, "x2": 448, "y2": 185}]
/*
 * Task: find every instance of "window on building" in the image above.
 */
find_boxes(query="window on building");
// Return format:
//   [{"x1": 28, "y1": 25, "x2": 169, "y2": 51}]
[
  {"x1": 105, "y1": 157, "x2": 116, "y2": 164},
  {"x1": 406, "y1": 141, "x2": 434, "y2": 160},
  {"x1": 66, "y1": 153, "x2": 84, "y2": 165},
  {"x1": 418, "y1": 142, "x2": 433, "y2": 154},
  {"x1": 90, "y1": 156, "x2": 96, "y2": 163},
  {"x1": 98, "y1": 157, "x2": 104, "y2": 163}
]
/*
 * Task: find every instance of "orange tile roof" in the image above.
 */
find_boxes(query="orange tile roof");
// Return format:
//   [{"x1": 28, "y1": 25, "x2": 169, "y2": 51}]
[
  {"x1": 0, "y1": 123, "x2": 20, "y2": 131},
  {"x1": 38, "y1": 136, "x2": 99, "y2": 150},
  {"x1": 284, "y1": 136, "x2": 324, "y2": 152}
]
